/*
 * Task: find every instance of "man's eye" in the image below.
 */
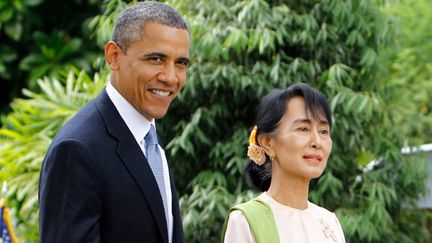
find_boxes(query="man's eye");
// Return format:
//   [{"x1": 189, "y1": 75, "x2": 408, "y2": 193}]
[
  {"x1": 146, "y1": 56, "x2": 163, "y2": 63},
  {"x1": 151, "y1": 57, "x2": 162, "y2": 62},
  {"x1": 177, "y1": 60, "x2": 189, "y2": 67}
]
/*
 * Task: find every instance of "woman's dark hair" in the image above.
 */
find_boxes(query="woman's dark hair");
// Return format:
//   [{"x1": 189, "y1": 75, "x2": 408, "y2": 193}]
[{"x1": 244, "y1": 83, "x2": 332, "y2": 191}]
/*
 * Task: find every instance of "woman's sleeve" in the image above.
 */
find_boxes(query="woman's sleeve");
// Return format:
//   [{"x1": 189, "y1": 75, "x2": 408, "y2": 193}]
[
  {"x1": 333, "y1": 213, "x2": 346, "y2": 243},
  {"x1": 223, "y1": 210, "x2": 256, "y2": 243}
]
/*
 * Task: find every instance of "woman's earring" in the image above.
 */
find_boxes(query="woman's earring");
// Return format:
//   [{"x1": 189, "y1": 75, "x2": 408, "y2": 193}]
[{"x1": 269, "y1": 155, "x2": 274, "y2": 161}]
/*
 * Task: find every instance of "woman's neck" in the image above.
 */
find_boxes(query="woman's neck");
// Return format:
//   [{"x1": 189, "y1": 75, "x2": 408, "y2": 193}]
[{"x1": 267, "y1": 173, "x2": 310, "y2": 209}]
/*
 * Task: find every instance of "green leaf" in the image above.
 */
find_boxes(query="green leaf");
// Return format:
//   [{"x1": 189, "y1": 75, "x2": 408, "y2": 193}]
[{"x1": 4, "y1": 21, "x2": 22, "y2": 40}]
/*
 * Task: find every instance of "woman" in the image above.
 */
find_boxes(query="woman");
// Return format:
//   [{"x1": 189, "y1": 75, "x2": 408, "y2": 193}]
[{"x1": 222, "y1": 83, "x2": 345, "y2": 243}]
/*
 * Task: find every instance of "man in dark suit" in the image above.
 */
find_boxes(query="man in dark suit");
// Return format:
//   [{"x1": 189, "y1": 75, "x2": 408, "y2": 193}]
[{"x1": 38, "y1": 2, "x2": 190, "y2": 242}]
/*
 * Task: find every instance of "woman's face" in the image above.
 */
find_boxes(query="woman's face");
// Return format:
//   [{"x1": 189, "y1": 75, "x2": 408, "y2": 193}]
[{"x1": 267, "y1": 96, "x2": 332, "y2": 181}]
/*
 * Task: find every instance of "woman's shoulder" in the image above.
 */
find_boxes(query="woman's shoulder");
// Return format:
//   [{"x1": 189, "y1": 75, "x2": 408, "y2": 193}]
[
  {"x1": 308, "y1": 202, "x2": 346, "y2": 242},
  {"x1": 228, "y1": 209, "x2": 247, "y2": 221},
  {"x1": 224, "y1": 208, "x2": 256, "y2": 243},
  {"x1": 225, "y1": 195, "x2": 278, "y2": 243},
  {"x1": 307, "y1": 201, "x2": 336, "y2": 216},
  {"x1": 307, "y1": 202, "x2": 341, "y2": 223},
  {"x1": 230, "y1": 193, "x2": 269, "y2": 211},
  {"x1": 227, "y1": 194, "x2": 266, "y2": 224}
]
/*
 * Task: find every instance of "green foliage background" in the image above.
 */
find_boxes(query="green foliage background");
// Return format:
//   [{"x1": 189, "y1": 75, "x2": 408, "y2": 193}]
[
  {"x1": 0, "y1": 0, "x2": 102, "y2": 114},
  {"x1": 0, "y1": 0, "x2": 431, "y2": 242}
]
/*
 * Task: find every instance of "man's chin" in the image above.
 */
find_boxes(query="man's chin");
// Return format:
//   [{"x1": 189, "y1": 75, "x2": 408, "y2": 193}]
[
  {"x1": 145, "y1": 110, "x2": 169, "y2": 120},
  {"x1": 135, "y1": 105, "x2": 170, "y2": 120}
]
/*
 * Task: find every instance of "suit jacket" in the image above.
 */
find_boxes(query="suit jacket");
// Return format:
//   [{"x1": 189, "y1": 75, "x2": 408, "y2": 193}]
[{"x1": 39, "y1": 89, "x2": 183, "y2": 243}]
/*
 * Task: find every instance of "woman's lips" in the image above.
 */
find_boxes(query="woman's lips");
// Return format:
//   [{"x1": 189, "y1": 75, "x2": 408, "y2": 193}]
[{"x1": 303, "y1": 154, "x2": 323, "y2": 163}]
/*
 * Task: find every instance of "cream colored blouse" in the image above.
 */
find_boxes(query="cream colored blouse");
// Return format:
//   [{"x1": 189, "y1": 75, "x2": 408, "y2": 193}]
[{"x1": 223, "y1": 192, "x2": 346, "y2": 243}]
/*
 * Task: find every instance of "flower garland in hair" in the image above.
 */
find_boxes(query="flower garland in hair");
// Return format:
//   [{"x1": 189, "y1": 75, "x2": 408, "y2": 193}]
[{"x1": 247, "y1": 126, "x2": 267, "y2": 165}]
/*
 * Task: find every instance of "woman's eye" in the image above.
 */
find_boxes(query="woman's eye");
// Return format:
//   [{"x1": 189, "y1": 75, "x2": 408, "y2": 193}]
[
  {"x1": 298, "y1": 127, "x2": 309, "y2": 132},
  {"x1": 320, "y1": 129, "x2": 329, "y2": 135}
]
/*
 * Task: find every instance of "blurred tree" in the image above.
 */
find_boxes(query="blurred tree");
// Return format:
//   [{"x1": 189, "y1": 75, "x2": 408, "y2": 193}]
[
  {"x1": 0, "y1": 0, "x2": 430, "y2": 242},
  {"x1": 0, "y1": 0, "x2": 102, "y2": 115},
  {"x1": 0, "y1": 69, "x2": 107, "y2": 241},
  {"x1": 380, "y1": 0, "x2": 432, "y2": 145}
]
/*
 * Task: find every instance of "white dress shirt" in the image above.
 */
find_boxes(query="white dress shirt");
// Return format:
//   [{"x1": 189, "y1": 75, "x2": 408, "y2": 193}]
[
  {"x1": 224, "y1": 192, "x2": 346, "y2": 243},
  {"x1": 106, "y1": 82, "x2": 174, "y2": 243}
]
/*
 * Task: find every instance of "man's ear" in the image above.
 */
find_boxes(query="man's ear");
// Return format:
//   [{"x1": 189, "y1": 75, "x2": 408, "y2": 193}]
[
  {"x1": 257, "y1": 133, "x2": 274, "y2": 158},
  {"x1": 105, "y1": 41, "x2": 121, "y2": 70}
]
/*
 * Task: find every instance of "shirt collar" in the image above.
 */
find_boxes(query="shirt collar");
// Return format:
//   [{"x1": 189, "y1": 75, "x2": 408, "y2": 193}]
[{"x1": 106, "y1": 81, "x2": 155, "y2": 144}]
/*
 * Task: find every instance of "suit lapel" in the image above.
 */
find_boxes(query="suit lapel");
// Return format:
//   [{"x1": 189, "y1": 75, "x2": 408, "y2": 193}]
[
  {"x1": 95, "y1": 90, "x2": 168, "y2": 243},
  {"x1": 170, "y1": 173, "x2": 183, "y2": 243}
]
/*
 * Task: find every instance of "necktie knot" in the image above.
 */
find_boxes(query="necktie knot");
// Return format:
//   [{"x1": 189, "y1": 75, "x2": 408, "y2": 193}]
[{"x1": 145, "y1": 125, "x2": 158, "y2": 145}]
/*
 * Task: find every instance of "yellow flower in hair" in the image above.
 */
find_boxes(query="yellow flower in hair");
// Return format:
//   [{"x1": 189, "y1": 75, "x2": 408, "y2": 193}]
[
  {"x1": 249, "y1": 126, "x2": 258, "y2": 145},
  {"x1": 247, "y1": 126, "x2": 266, "y2": 165}
]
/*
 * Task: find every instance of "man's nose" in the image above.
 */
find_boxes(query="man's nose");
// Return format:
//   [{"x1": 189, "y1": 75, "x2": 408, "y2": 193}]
[{"x1": 158, "y1": 63, "x2": 177, "y2": 84}]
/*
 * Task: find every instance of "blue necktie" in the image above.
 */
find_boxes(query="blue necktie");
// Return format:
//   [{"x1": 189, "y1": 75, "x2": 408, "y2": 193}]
[{"x1": 145, "y1": 125, "x2": 168, "y2": 224}]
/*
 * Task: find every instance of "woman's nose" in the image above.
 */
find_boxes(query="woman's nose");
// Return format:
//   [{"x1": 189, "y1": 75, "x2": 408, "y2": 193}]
[{"x1": 309, "y1": 131, "x2": 322, "y2": 149}]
